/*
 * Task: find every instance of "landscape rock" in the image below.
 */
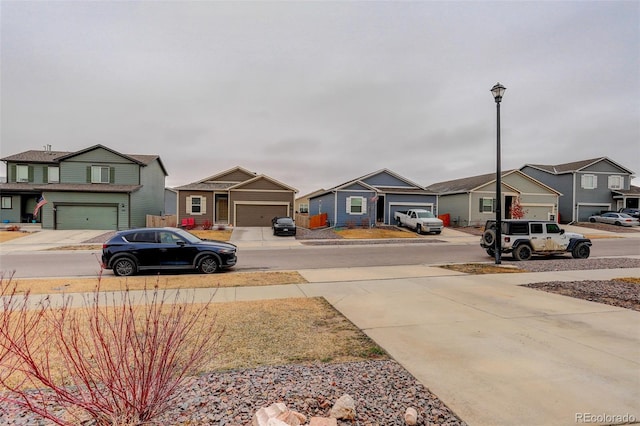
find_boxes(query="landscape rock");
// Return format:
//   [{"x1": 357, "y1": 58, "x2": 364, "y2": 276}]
[
  {"x1": 405, "y1": 407, "x2": 418, "y2": 425},
  {"x1": 329, "y1": 394, "x2": 356, "y2": 420},
  {"x1": 309, "y1": 417, "x2": 338, "y2": 426},
  {"x1": 253, "y1": 403, "x2": 306, "y2": 426}
]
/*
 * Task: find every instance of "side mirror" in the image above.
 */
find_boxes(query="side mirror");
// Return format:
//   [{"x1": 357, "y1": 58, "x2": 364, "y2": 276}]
[{"x1": 560, "y1": 229, "x2": 565, "y2": 235}]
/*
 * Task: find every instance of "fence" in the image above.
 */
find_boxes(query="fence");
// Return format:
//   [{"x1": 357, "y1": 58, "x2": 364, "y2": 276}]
[
  {"x1": 294, "y1": 212, "x2": 328, "y2": 229},
  {"x1": 146, "y1": 214, "x2": 177, "y2": 228}
]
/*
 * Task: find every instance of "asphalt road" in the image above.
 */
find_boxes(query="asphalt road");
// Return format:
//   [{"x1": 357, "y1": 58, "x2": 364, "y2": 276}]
[{"x1": 1, "y1": 238, "x2": 638, "y2": 278}]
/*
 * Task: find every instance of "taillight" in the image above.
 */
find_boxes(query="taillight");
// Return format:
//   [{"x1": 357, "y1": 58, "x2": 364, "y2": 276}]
[{"x1": 504, "y1": 237, "x2": 510, "y2": 242}]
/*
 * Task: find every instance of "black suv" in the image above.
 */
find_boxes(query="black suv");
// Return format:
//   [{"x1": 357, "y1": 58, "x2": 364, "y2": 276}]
[
  {"x1": 480, "y1": 219, "x2": 592, "y2": 261},
  {"x1": 102, "y1": 227, "x2": 237, "y2": 276}
]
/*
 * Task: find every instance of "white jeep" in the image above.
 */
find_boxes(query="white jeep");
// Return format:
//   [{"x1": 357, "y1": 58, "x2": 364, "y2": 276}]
[{"x1": 480, "y1": 219, "x2": 592, "y2": 261}]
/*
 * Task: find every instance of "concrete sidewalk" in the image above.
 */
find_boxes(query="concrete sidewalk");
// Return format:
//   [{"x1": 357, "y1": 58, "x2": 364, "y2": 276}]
[{"x1": 36, "y1": 265, "x2": 640, "y2": 426}]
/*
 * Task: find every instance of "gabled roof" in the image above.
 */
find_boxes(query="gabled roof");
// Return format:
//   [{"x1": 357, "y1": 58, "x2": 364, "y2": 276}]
[
  {"x1": 229, "y1": 174, "x2": 298, "y2": 193},
  {"x1": 195, "y1": 166, "x2": 257, "y2": 184},
  {"x1": 426, "y1": 169, "x2": 560, "y2": 195},
  {"x1": 296, "y1": 189, "x2": 326, "y2": 201},
  {"x1": 175, "y1": 166, "x2": 296, "y2": 193},
  {"x1": 612, "y1": 185, "x2": 640, "y2": 196},
  {"x1": 1, "y1": 144, "x2": 168, "y2": 175},
  {"x1": 522, "y1": 157, "x2": 634, "y2": 175},
  {"x1": 312, "y1": 168, "x2": 431, "y2": 197}
]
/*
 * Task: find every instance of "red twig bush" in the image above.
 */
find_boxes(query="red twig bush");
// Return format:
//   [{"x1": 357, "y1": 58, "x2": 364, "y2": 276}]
[{"x1": 0, "y1": 272, "x2": 222, "y2": 425}]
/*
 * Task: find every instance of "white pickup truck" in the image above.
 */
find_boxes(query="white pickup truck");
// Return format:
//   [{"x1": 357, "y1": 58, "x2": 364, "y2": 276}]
[{"x1": 394, "y1": 209, "x2": 444, "y2": 234}]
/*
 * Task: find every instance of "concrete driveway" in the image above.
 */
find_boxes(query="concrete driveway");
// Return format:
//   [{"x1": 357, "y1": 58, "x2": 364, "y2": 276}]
[{"x1": 229, "y1": 227, "x2": 300, "y2": 249}]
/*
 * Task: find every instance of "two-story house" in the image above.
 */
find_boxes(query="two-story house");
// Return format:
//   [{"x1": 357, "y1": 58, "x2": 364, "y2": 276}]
[
  {"x1": 520, "y1": 157, "x2": 637, "y2": 223},
  {"x1": 0, "y1": 144, "x2": 167, "y2": 230}
]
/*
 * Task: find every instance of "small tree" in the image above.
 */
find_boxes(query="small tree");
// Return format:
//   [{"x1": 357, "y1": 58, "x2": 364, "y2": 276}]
[
  {"x1": 509, "y1": 197, "x2": 528, "y2": 219},
  {"x1": 0, "y1": 272, "x2": 222, "y2": 425}
]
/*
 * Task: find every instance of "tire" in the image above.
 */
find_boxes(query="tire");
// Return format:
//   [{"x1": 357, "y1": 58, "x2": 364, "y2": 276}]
[
  {"x1": 198, "y1": 255, "x2": 219, "y2": 274},
  {"x1": 113, "y1": 257, "x2": 136, "y2": 277},
  {"x1": 434, "y1": 231, "x2": 441, "y2": 235},
  {"x1": 482, "y1": 229, "x2": 495, "y2": 246},
  {"x1": 513, "y1": 244, "x2": 533, "y2": 261},
  {"x1": 396, "y1": 218, "x2": 402, "y2": 227},
  {"x1": 614, "y1": 221, "x2": 621, "y2": 226},
  {"x1": 571, "y1": 242, "x2": 590, "y2": 259},
  {"x1": 486, "y1": 248, "x2": 495, "y2": 257},
  {"x1": 589, "y1": 217, "x2": 596, "y2": 223},
  {"x1": 416, "y1": 224, "x2": 422, "y2": 235}
]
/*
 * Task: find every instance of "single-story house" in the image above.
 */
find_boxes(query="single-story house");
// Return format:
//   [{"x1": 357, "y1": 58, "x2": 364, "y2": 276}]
[
  {"x1": 426, "y1": 170, "x2": 561, "y2": 227},
  {"x1": 309, "y1": 169, "x2": 439, "y2": 228},
  {"x1": 174, "y1": 166, "x2": 297, "y2": 227}
]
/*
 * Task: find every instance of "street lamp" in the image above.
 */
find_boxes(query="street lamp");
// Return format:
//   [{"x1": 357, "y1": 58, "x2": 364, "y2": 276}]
[{"x1": 491, "y1": 82, "x2": 506, "y2": 265}]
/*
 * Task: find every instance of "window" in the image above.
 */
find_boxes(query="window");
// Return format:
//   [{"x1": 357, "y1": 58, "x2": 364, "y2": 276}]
[
  {"x1": 608, "y1": 175, "x2": 623, "y2": 190},
  {"x1": 480, "y1": 197, "x2": 495, "y2": 213},
  {"x1": 91, "y1": 166, "x2": 111, "y2": 183},
  {"x1": 581, "y1": 174, "x2": 597, "y2": 189},
  {"x1": 16, "y1": 165, "x2": 29, "y2": 182},
  {"x1": 530, "y1": 223, "x2": 544, "y2": 234},
  {"x1": 47, "y1": 166, "x2": 60, "y2": 183},
  {"x1": 1, "y1": 196, "x2": 11, "y2": 209},
  {"x1": 346, "y1": 196, "x2": 366, "y2": 215},
  {"x1": 187, "y1": 196, "x2": 206, "y2": 215},
  {"x1": 546, "y1": 223, "x2": 561, "y2": 234},
  {"x1": 298, "y1": 203, "x2": 309, "y2": 214}
]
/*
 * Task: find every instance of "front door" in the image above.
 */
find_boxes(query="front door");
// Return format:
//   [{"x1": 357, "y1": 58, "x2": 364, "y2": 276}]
[{"x1": 216, "y1": 195, "x2": 228, "y2": 223}]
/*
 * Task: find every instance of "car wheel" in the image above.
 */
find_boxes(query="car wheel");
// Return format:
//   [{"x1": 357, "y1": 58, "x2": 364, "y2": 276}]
[
  {"x1": 589, "y1": 218, "x2": 596, "y2": 223},
  {"x1": 199, "y1": 255, "x2": 219, "y2": 274},
  {"x1": 513, "y1": 244, "x2": 532, "y2": 261},
  {"x1": 482, "y1": 229, "x2": 495, "y2": 246},
  {"x1": 486, "y1": 247, "x2": 495, "y2": 257},
  {"x1": 113, "y1": 257, "x2": 136, "y2": 276},
  {"x1": 571, "y1": 242, "x2": 590, "y2": 259},
  {"x1": 434, "y1": 230, "x2": 441, "y2": 235},
  {"x1": 416, "y1": 224, "x2": 422, "y2": 235},
  {"x1": 396, "y1": 218, "x2": 402, "y2": 227},
  {"x1": 614, "y1": 221, "x2": 621, "y2": 226}
]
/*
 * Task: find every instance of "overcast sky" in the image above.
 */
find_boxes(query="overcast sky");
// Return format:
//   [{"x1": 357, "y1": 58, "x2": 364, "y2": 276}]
[{"x1": 1, "y1": 1, "x2": 638, "y2": 195}]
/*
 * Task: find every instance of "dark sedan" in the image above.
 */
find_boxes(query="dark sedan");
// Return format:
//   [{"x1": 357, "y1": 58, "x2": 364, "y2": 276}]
[
  {"x1": 102, "y1": 227, "x2": 237, "y2": 276},
  {"x1": 272, "y1": 217, "x2": 296, "y2": 236}
]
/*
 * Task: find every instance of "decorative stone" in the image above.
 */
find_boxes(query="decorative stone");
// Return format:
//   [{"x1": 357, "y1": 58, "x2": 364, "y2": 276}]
[
  {"x1": 329, "y1": 394, "x2": 356, "y2": 420},
  {"x1": 252, "y1": 403, "x2": 306, "y2": 426},
  {"x1": 309, "y1": 417, "x2": 338, "y2": 426},
  {"x1": 404, "y1": 407, "x2": 418, "y2": 425}
]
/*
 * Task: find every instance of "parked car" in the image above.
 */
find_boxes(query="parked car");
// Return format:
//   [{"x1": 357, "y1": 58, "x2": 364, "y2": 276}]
[
  {"x1": 588, "y1": 212, "x2": 639, "y2": 227},
  {"x1": 394, "y1": 209, "x2": 443, "y2": 234},
  {"x1": 480, "y1": 219, "x2": 591, "y2": 260},
  {"x1": 272, "y1": 216, "x2": 296, "y2": 236},
  {"x1": 618, "y1": 208, "x2": 640, "y2": 219},
  {"x1": 102, "y1": 227, "x2": 237, "y2": 276}
]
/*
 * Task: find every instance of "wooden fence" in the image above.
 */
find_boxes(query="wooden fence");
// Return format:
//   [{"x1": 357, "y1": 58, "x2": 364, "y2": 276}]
[
  {"x1": 294, "y1": 212, "x2": 328, "y2": 229},
  {"x1": 146, "y1": 214, "x2": 177, "y2": 228}
]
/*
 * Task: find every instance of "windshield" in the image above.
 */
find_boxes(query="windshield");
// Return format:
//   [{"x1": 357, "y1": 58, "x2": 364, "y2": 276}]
[
  {"x1": 276, "y1": 218, "x2": 294, "y2": 225},
  {"x1": 416, "y1": 211, "x2": 435, "y2": 219},
  {"x1": 174, "y1": 228, "x2": 202, "y2": 243}
]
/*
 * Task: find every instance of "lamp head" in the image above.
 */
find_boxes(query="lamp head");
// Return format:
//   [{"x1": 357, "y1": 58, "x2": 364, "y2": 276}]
[{"x1": 491, "y1": 82, "x2": 506, "y2": 103}]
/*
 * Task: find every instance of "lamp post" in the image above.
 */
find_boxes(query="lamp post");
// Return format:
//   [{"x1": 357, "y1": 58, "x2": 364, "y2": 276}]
[{"x1": 490, "y1": 82, "x2": 506, "y2": 265}]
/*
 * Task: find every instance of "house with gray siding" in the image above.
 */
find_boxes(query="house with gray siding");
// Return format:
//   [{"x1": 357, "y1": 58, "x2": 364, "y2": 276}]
[
  {"x1": 309, "y1": 169, "x2": 438, "y2": 228},
  {"x1": 520, "y1": 157, "x2": 637, "y2": 223},
  {"x1": 0, "y1": 144, "x2": 167, "y2": 230},
  {"x1": 426, "y1": 170, "x2": 560, "y2": 227}
]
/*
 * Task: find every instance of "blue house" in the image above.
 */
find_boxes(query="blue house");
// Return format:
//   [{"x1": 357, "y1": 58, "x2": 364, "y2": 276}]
[
  {"x1": 520, "y1": 157, "x2": 637, "y2": 223},
  {"x1": 309, "y1": 169, "x2": 438, "y2": 228}
]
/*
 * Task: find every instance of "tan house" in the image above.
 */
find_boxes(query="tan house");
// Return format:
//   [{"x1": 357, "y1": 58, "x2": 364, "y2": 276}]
[{"x1": 174, "y1": 166, "x2": 297, "y2": 227}]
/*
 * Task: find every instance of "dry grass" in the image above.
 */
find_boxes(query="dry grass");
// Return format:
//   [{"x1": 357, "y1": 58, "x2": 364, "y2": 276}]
[
  {"x1": 335, "y1": 228, "x2": 417, "y2": 239},
  {"x1": 12, "y1": 271, "x2": 307, "y2": 295},
  {"x1": 617, "y1": 277, "x2": 640, "y2": 285},
  {"x1": 188, "y1": 229, "x2": 233, "y2": 241},
  {"x1": 0, "y1": 230, "x2": 30, "y2": 243},
  {"x1": 439, "y1": 263, "x2": 523, "y2": 274}
]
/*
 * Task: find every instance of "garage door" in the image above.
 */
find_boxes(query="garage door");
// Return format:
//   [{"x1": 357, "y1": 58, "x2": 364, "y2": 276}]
[
  {"x1": 520, "y1": 206, "x2": 553, "y2": 221},
  {"x1": 577, "y1": 204, "x2": 610, "y2": 222},
  {"x1": 236, "y1": 204, "x2": 288, "y2": 226},
  {"x1": 56, "y1": 205, "x2": 118, "y2": 230}
]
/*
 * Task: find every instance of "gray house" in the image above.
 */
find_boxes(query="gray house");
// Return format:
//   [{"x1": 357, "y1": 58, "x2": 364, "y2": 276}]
[
  {"x1": 520, "y1": 157, "x2": 637, "y2": 223},
  {"x1": 426, "y1": 170, "x2": 561, "y2": 227},
  {"x1": 0, "y1": 144, "x2": 167, "y2": 230},
  {"x1": 309, "y1": 169, "x2": 438, "y2": 228}
]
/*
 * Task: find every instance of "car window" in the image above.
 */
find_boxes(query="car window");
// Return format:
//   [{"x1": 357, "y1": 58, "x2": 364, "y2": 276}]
[
  {"x1": 416, "y1": 212, "x2": 435, "y2": 218},
  {"x1": 530, "y1": 223, "x2": 544, "y2": 234},
  {"x1": 546, "y1": 223, "x2": 561, "y2": 234},
  {"x1": 174, "y1": 228, "x2": 202, "y2": 243},
  {"x1": 158, "y1": 231, "x2": 181, "y2": 244},
  {"x1": 603, "y1": 213, "x2": 615, "y2": 218},
  {"x1": 127, "y1": 231, "x2": 158, "y2": 243},
  {"x1": 508, "y1": 222, "x2": 528, "y2": 235}
]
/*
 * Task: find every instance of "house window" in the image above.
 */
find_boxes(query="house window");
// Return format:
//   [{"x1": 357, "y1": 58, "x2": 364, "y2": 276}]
[
  {"x1": 581, "y1": 174, "x2": 597, "y2": 189},
  {"x1": 346, "y1": 196, "x2": 366, "y2": 215},
  {"x1": 480, "y1": 197, "x2": 495, "y2": 213},
  {"x1": 298, "y1": 203, "x2": 309, "y2": 214},
  {"x1": 16, "y1": 165, "x2": 29, "y2": 182},
  {"x1": 91, "y1": 166, "x2": 110, "y2": 183},
  {"x1": 1, "y1": 196, "x2": 11, "y2": 209},
  {"x1": 187, "y1": 195, "x2": 206, "y2": 215},
  {"x1": 48, "y1": 166, "x2": 60, "y2": 183},
  {"x1": 608, "y1": 175, "x2": 623, "y2": 190}
]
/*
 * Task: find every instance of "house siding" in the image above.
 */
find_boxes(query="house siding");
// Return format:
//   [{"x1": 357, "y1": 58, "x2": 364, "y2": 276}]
[
  {"x1": 437, "y1": 193, "x2": 470, "y2": 226},
  {"x1": 130, "y1": 159, "x2": 166, "y2": 227},
  {"x1": 178, "y1": 191, "x2": 215, "y2": 227},
  {"x1": 310, "y1": 192, "x2": 336, "y2": 226},
  {"x1": 521, "y1": 166, "x2": 574, "y2": 223}
]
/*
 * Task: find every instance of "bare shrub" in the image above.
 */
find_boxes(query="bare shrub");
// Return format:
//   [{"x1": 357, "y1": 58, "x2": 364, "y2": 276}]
[{"x1": 0, "y1": 272, "x2": 222, "y2": 425}]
